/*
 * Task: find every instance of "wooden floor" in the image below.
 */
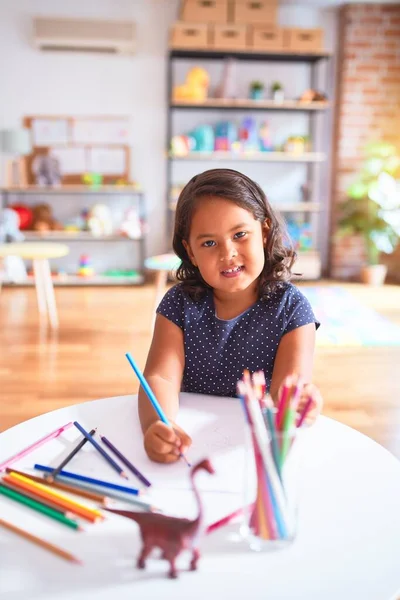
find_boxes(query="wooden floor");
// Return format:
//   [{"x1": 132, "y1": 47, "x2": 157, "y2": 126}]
[{"x1": 1, "y1": 281, "x2": 400, "y2": 459}]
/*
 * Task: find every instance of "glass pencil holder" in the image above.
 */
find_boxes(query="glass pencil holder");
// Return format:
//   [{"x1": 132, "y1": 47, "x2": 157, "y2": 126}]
[{"x1": 241, "y1": 414, "x2": 303, "y2": 552}]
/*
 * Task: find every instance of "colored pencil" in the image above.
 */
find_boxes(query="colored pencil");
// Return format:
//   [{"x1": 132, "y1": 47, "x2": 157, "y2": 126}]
[
  {"x1": 43, "y1": 477, "x2": 157, "y2": 512},
  {"x1": 100, "y1": 434, "x2": 151, "y2": 487},
  {"x1": 1, "y1": 479, "x2": 74, "y2": 518},
  {"x1": 4, "y1": 473, "x2": 103, "y2": 523},
  {"x1": 206, "y1": 506, "x2": 248, "y2": 535},
  {"x1": 46, "y1": 428, "x2": 96, "y2": 481},
  {"x1": 0, "y1": 485, "x2": 80, "y2": 530},
  {"x1": 275, "y1": 381, "x2": 291, "y2": 431},
  {"x1": 0, "y1": 518, "x2": 82, "y2": 564},
  {"x1": 73, "y1": 421, "x2": 128, "y2": 479},
  {"x1": 297, "y1": 396, "x2": 313, "y2": 428},
  {"x1": 125, "y1": 351, "x2": 191, "y2": 467},
  {"x1": 34, "y1": 464, "x2": 141, "y2": 495},
  {"x1": 6, "y1": 468, "x2": 109, "y2": 505},
  {"x1": 0, "y1": 422, "x2": 73, "y2": 472}
]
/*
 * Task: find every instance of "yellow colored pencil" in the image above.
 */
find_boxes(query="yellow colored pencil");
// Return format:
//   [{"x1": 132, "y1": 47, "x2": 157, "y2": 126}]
[{"x1": 6, "y1": 472, "x2": 104, "y2": 522}]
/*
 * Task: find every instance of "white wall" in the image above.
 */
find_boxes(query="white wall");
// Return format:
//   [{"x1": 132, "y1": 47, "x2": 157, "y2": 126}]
[{"x1": 0, "y1": 0, "x2": 337, "y2": 269}]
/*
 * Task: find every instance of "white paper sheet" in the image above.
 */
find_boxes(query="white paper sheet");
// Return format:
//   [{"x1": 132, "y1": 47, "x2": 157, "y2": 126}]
[
  {"x1": 87, "y1": 148, "x2": 126, "y2": 175},
  {"x1": 32, "y1": 119, "x2": 69, "y2": 146}
]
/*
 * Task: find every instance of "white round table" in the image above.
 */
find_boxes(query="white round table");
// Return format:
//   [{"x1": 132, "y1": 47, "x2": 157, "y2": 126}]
[{"x1": 0, "y1": 393, "x2": 400, "y2": 600}]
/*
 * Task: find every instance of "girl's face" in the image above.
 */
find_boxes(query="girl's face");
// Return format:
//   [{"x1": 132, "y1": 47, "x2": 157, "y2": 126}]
[{"x1": 183, "y1": 196, "x2": 268, "y2": 296}]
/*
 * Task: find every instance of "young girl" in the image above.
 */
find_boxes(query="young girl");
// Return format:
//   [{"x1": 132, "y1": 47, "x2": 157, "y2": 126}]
[{"x1": 139, "y1": 168, "x2": 322, "y2": 463}]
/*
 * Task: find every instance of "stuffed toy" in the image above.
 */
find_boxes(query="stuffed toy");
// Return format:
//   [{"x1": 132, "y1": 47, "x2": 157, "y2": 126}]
[
  {"x1": 30, "y1": 204, "x2": 63, "y2": 232},
  {"x1": 32, "y1": 154, "x2": 62, "y2": 186},
  {"x1": 0, "y1": 208, "x2": 25, "y2": 243},
  {"x1": 0, "y1": 208, "x2": 27, "y2": 282},
  {"x1": 173, "y1": 67, "x2": 210, "y2": 103},
  {"x1": 87, "y1": 204, "x2": 113, "y2": 237}
]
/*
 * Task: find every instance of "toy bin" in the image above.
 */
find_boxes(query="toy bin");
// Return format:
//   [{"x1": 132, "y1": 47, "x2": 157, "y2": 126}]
[
  {"x1": 283, "y1": 28, "x2": 323, "y2": 52},
  {"x1": 249, "y1": 25, "x2": 284, "y2": 51},
  {"x1": 232, "y1": 0, "x2": 278, "y2": 25},
  {"x1": 180, "y1": 0, "x2": 229, "y2": 24},
  {"x1": 170, "y1": 23, "x2": 210, "y2": 49},
  {"x1": 211, "y1": 24, "x2": 248, "y2": 51}
]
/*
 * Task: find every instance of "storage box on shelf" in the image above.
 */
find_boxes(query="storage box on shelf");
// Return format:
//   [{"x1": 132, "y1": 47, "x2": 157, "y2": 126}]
[
  {"x1": 170, "y1": 22, "x2": 210, "y2": 49},
  {"x1": 283, "y1": 28, "x2": 323, "y2": 52},
  {"x1": 211, "y1": 24, "x2": 248, "y2": 50},
  {"x1": 232, "y1": 0, "x2": 278, "y2": 25},
  {"x1": 250, "y1": 25, "x2": 283, "y2": 51},
  {"x1": 180, "y1": 0, "x2": 229, "y2": 23}
]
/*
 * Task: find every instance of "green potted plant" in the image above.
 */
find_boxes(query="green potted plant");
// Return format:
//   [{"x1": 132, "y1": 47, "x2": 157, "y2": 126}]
[
  {"x1": 249, "y1": 81, "x2": 264, "y2": 100},
  {"x1": 271, "y1": 81, "x2": 284, "y2": 103},
  {"x1": 337, "y1": 142, "x2": 400, "y2": 285}
]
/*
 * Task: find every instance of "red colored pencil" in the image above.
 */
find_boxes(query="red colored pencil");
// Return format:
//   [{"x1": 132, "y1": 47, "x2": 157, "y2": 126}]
[
  {"x1": 296, "y1": 396, "x2": 313, "y2": 428},
  {"x1": 206, "y1": 505, "x2": 253, "y2": 535}
]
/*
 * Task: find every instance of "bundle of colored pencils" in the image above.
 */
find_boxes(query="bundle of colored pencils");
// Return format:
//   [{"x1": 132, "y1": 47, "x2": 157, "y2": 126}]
[{"x1": 237, "y1": 371, "x2": 309, "y2": 543}]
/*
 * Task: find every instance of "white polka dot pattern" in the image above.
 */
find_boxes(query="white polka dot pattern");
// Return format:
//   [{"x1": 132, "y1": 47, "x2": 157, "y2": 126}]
[{"x1": 157, "y1": 282, "x2": 319, "y2": 397}]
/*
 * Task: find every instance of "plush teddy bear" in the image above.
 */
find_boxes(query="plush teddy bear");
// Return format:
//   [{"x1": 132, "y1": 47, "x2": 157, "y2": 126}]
[{"x1": 30, "y1": 203, "x2": 63, "y2": 232}]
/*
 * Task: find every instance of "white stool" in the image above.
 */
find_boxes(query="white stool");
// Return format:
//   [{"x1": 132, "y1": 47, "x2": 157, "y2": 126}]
[
  {"x1": 0, "y1": 242, "x2": 69, "y2": 329},
  {"x1": 144, "y1": 253, "x2": 181, "y2": 331}
]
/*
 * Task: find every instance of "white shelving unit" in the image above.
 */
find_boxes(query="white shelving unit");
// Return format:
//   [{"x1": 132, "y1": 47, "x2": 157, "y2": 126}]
[
  {"x1": 0, "y1": 186, "x2": 146, "y2": 286},
  {"x1": 166, "y1": 48, "x2": 332, "y2": 279}
]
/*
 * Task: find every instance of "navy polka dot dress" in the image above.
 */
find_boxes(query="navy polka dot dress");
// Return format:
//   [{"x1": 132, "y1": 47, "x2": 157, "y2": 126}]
[{"x1": 157, "y1": 282, "x2": 320, "y2": 397}]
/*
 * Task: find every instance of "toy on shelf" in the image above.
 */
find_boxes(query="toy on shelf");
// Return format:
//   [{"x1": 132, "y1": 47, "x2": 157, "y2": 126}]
[
  {"x1": 215, "y1": 58, "x2": 237, "y2": 99},
  {"x1": 170, "y1": 135, "x2": 195, "y2": 157},
  {"x1": 82, "y1": 173, "x2": 103, "y2": 189},
  {"x1": 239, "y1": 117, "x2": 258, "y2": 152},
  {"x1": 30, "y1": 203, "x2": 63, "y2": 232},
  {"x1": 287, "y1": 220, "x2": 313, "y2": 251},
  {"x1": 214, "y1": 121, "x2": 237, "y2": 152},
  {"x1": 105, "y1": 459, "x2": 214, "y2": 579},
  {"x1": 87, "y1": 204, "x2": 113, "y2": 237},
  {"x1": 189, "y1": 125, "x2": 214, "y2": 152},
  {"x1": 32, "y1": 154, "x2": 61, "y2": 187},
  {"x1": 299, "y1": 89, "x2": 328, "y2": 103},
  {"x1": 78, "y1": 254, "x2": 95, "y2": 277},
  {"x1": 284, "y1": 136, "x2": 311, "y2": 154},
  {"x1": 259, "y1": 121, "x2": 273, "y2": 152},
  {"x1": 8, "y1": 204, "x2": 33, "y2": 230},
  {"x1": 0, "y1": 208, "x2": 24, "y2": 243},
  {"x1": 173, "y1": 67, "x2": 210, "y2": 103},
  {"x1": 119, "y1": 207, "x2": 142, "y2": 240}
]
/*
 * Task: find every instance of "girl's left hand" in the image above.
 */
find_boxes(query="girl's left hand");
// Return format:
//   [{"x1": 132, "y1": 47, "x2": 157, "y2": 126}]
[{"x1": 297, "y1": 382, "x2": 323, "y2": 426}]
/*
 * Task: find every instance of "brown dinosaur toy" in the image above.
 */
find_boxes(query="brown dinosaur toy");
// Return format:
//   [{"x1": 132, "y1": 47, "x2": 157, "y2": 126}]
[{"x1": 105, "y1": 458, "x2": 214, "y2": 578}]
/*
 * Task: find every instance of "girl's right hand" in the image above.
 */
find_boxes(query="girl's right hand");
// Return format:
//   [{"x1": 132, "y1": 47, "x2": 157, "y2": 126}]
[{"x1": 143, "y1": 421, "x2": 192, "y2": 464}]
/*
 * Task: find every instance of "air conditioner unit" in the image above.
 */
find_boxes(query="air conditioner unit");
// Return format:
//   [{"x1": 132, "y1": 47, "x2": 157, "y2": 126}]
[{"x1": 33, "y1": 16, "x2": 136, "y2": 54}]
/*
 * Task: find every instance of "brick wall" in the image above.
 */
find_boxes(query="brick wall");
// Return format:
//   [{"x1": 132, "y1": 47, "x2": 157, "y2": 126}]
[{"x1": 330, "y1": 4, "x2": 400, "y2": 281}]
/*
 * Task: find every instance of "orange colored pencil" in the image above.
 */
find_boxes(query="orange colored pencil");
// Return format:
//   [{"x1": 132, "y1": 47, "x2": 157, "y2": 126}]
[
  {"x1": 0, "y1": 517, "x2": 82, "y2": 564},
  {"x1": 6, "y1": 468, "x2": 109, "y2": 505},
  {"x1": 1, "y1": 479, "x2": 75, "y2": 519},
  {"x1": 4, "y1": 473, "x2": 103, "y2": 523}
]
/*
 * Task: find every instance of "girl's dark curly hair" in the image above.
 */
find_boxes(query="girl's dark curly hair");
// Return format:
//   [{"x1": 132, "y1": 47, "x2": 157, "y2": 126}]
[{"x1": 172, "y1": 168, "x2": 296, "y2": 300}]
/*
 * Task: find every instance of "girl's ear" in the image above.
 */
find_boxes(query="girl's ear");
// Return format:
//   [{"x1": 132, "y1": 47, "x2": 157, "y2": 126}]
[
  {"x1": 262, "y1": 219, "x2": 270, "y2": 245},
  {"x1": 182, "y1": 240, "x2": 197, "y2": 267}
]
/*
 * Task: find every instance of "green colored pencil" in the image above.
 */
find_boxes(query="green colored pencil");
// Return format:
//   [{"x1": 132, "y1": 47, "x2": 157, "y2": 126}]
[
  {"x1": 279, "y1": 408, "x2": 297, "y2": 470},
  {"x1": 0, "y1": 485, "x2": 81, "y2": 530}
]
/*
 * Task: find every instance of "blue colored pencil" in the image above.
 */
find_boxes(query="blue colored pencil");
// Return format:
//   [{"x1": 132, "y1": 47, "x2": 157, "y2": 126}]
[
  {"x1": 34, "y1": 464, "x2": 140, "y2": 495},
  {"x1": 100, "y1": 435, "x2": 151, "y2": 487},
  {"x1": 73, "y1": 421, "x2": 128, "y2": 479},
  {"x1": 125, "y1": 352, "x2": 191, "y2": 467}
]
